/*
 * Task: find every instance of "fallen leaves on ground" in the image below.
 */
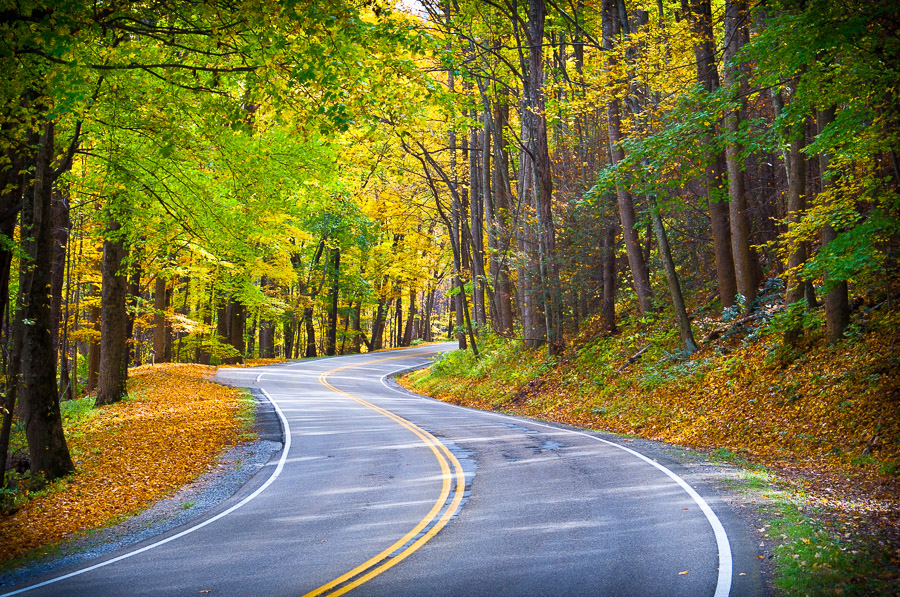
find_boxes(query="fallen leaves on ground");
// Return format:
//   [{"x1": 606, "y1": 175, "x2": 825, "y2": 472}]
[{"x1": 0, "y1": 364, "x2": 248, "y2": 565}]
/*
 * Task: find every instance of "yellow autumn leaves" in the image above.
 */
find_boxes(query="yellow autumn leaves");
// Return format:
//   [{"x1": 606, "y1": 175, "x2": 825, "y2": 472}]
[{"x1": 0, "y1": 364, "x2": 249, "y2": 565}]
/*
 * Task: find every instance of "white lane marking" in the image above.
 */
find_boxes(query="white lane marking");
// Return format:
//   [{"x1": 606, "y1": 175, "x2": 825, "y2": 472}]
[
  {"x1": 378, "y1": 368, "x2": 732, "y2": 597},
  {"x1": 1, "y1": 390, "x2": 292, "y2": 597}
]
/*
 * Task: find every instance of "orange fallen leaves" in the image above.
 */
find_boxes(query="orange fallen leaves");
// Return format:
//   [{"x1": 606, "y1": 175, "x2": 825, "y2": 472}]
[{"x1": 0, "y1": 364, "x2": 247, "y2": 565}]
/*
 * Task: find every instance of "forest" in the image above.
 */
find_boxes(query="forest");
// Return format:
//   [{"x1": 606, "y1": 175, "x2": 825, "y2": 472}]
[{"x1": 0, "y1": 0, "x2": 897, "y2": 537}]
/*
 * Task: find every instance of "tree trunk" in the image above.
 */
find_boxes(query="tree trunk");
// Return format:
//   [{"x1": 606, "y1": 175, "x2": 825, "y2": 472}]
[
  {"x1": 526, "y1": 0, "x2": 564, "y2": 356},
  {"x1": 223, "y1": 298, "x2": 245, "y2": 364},
  {"x1": 402, "y1": 287, "x2": 417, "y2": 346},
  {"x1": 326, "y1": 248, "x2": 340, "y2": 356},
  {"x1": 351, "y1": 301, "x2": 362, "y2": 353},
  {"x1": 95, "y1": 217, "x2": 130, "y2": 406},
  {"x1": 153, "y1": 276, "x2": 171, "y2": 363},
  {"x1": 723, "y1": 0, "x2": 756, "y2": 311},
  {"x1": 817, "y1": 106, "x2": 850, "y2": 343},
  {"x1": 602, "y1": 0, "x2": 653, "y2": 316},
  {"x1": 651, "y1": 200, "x2": 699, "y2": 353},
  {"x1": 20, "y1": 121, "x2": 74, "y2": 478},
  {"x1": 303, "y1": 307, "x2": 317, "y2": 357},
  {"x1": 87, "y1": 286, "x2": 100, "y2": 393},
  {"x1": 490, "y1": 91, "x2": 515, "y2": 335},
  {"x1": 49, "y1": 193, "x2": 69, "y2": 355},
  {"x1": 685, "y1": 0, "x2": 738, "y2": 310},
  {"x1": 601, "y1": 216, "x2": 618, "y2": 333}
]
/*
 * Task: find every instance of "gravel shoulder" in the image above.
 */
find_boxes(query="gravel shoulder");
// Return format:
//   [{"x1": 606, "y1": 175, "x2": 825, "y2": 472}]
[{"x1": 0, "y1": 391, "x2": 283, "y2": 591}]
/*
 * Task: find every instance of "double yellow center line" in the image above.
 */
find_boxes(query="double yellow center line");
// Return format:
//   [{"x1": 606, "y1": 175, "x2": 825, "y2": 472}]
[{"x1": 303, "y1": 354, "x2": 466, "y2": 597}]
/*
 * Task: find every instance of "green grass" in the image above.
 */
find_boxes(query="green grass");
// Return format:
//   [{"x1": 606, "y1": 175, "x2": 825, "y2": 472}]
[
  {"x1": 716, "y1": 463, "x2": 898, "y2": 596},
  {"x1": 235, "y1": 390, "x2": 257, "y2": 441}
]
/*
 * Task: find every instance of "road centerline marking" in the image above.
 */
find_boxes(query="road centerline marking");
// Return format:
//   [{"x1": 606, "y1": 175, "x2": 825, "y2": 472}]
[{"x1": 303, "y1": 353, "x2": 466, "y2": 597}]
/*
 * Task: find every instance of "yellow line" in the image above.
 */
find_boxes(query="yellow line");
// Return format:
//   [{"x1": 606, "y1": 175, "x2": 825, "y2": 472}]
[{"x1": 302, "y1": 353, "x2": 466, "y2": 597}]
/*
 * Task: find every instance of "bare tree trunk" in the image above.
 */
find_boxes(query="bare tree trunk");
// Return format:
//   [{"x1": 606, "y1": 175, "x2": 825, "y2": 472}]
[
  {"x1": 603, "y1": 0, "x2": 653, "y2": 316},
  {"x1": 95, "y1": 216, "x2": 130, "y2": 406},
  {"x1": 526, "y1": 0, "x2": 564, "y2": 356},
  {"x1": 491, "y1": 92, "x2": 515, "y2": 335},
  {"x1": 817, "y1": 106, "x2": 849, "y2": 343},
  {"x1": 224, "y1": 298, "x2": 245, "y2": 364},
  {"x1": 153, "y1": 276, "x2": 171, "y2": 363},
  {"x1": 685, "y1": 0, "x2": 738, "y2": 310},
  {"x1": 351, "y1": 301, "x2": 362, "y2": 353},
  {"x1": 49, "y1": 193, "x2": 69, "y2": 356},
  {"x1": 303, "y1": 307, "x2": 317, "y2": 357},
  {"x1": 20, "y1": 121, "x2": 74, "y2": 479},
  {"x1": 371, "y1": 299, "x2": 386, "y2": 350},
  {"x1": 325, "y1": 248, "x2": 340, "y2": 356},
  {"x1": 724, "y1": 0, "x2": 756, "y2": 311},
  {"x1": 402, "y1": 287, "x2": 417, "y2": 346},
  {"x1": 651, "y1": 199, "x2": 699, "y2": 353},
  {"x1": 87, "y1": 286, "x2": 100, "y2": 392},
  {"x1": 601, "y1": 218, "x2": 618, "y2": 333}
]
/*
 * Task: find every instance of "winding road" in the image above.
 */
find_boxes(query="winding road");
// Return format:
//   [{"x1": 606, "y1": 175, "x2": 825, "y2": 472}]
[{"x1": 2, "y1": 344, "x2": 762, "y2": 596}]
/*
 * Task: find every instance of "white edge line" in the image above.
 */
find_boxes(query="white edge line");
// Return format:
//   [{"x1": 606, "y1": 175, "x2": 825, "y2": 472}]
[
  {"x1": 379, "y1": 362, "x2": 732, "y2": 597},
  {"x1": 2, "y1": 389, "x2": 291, "y2": 597}
]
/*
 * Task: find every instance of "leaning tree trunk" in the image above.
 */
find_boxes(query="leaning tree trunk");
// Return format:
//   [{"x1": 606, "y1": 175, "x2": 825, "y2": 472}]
[
  {"x1": 95, "y1": 216, "x2": 130, "y2": 407},
  {"x1": 651, "y1": 199, "x2": 699, "y2": 353},
  {"x1": 20, "y1": 121, "x2": 74, "y2": 479}
]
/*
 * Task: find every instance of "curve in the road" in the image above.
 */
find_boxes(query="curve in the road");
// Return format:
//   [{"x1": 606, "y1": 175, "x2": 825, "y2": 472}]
[
  {"x1": 0, "y1": 351, "x2": 466, "y2": 597},
  {"x1": 304, "y1": 354, "x2": 466, "y2": 596}
]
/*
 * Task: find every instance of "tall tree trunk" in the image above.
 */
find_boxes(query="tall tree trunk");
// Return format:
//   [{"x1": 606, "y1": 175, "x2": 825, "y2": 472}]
[
  {"x1": 723, "y1": 0, "x2": 756, "y2": 311},
  {"x1": 125, "y1": 264, "x2": 140, "y2": 366},
  {"x1": 153, "y1": 276, "x2": 171, "y2": 363},
  {"x1": 258, "y1": 278, "x2": 275, "y2": 359},
  {"x1": 283, "y1": 316, "x2": 295, "y2": 360},
  {"x1": 371, "y1": 300, "x2": 386, "y2": 351},
  {"x1": 783, "y1": 115, "x2": 809, "y2": 344},
  {"x1": 685, "y1": 0, "x2": 738, "y2": 310},
  {"x1": 325, "y1": 248, "x2": 340, "y2": 356},
  {"x1": 402, "y1": 287, "x2": 417, "y2": 346},
  {"x1": 470, "y1": 123, "x2": 487, "y2": 327},
  {"x1": 20, "y1": 121, "x2": 74, "y2": 479},
  {"x1": 227, "y1": 299, "x2": 245, "y2": 363},
  {"x1": 602, "y1": 0, "x2": 653, "y2": 316},
  {"x1": 87, "y1": 285, "x2": 100, "y2": 392},
  {"x1": 526, "y1": 0, "x2": 564, "y2": 356},
  {"x1": 490, "y1": 91, "x2": 515, "y2": 335},
  {"x1": 303, "y1": 307, "x2": 317, "y2": 357},
  {"x1": 95, "y1": 216, "x2": 130, "y2": 406},
  {"x1": 49, "y1": 193, "x2": 69, "y2": 356},
  {"x1": 601, "y1": 215, "x2": 618, "y2": 333},
  {"x1": 817, "y1": 106, "x2": 850, "y2": 343},
  {"x1": 351, "y1": 301, "x2": 362, "y2": 353}
]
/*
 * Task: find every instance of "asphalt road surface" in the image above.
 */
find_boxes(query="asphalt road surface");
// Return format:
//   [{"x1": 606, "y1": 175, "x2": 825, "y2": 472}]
[{"x1": 2, "y1": 344, "x2": 762, "y2": 596}]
